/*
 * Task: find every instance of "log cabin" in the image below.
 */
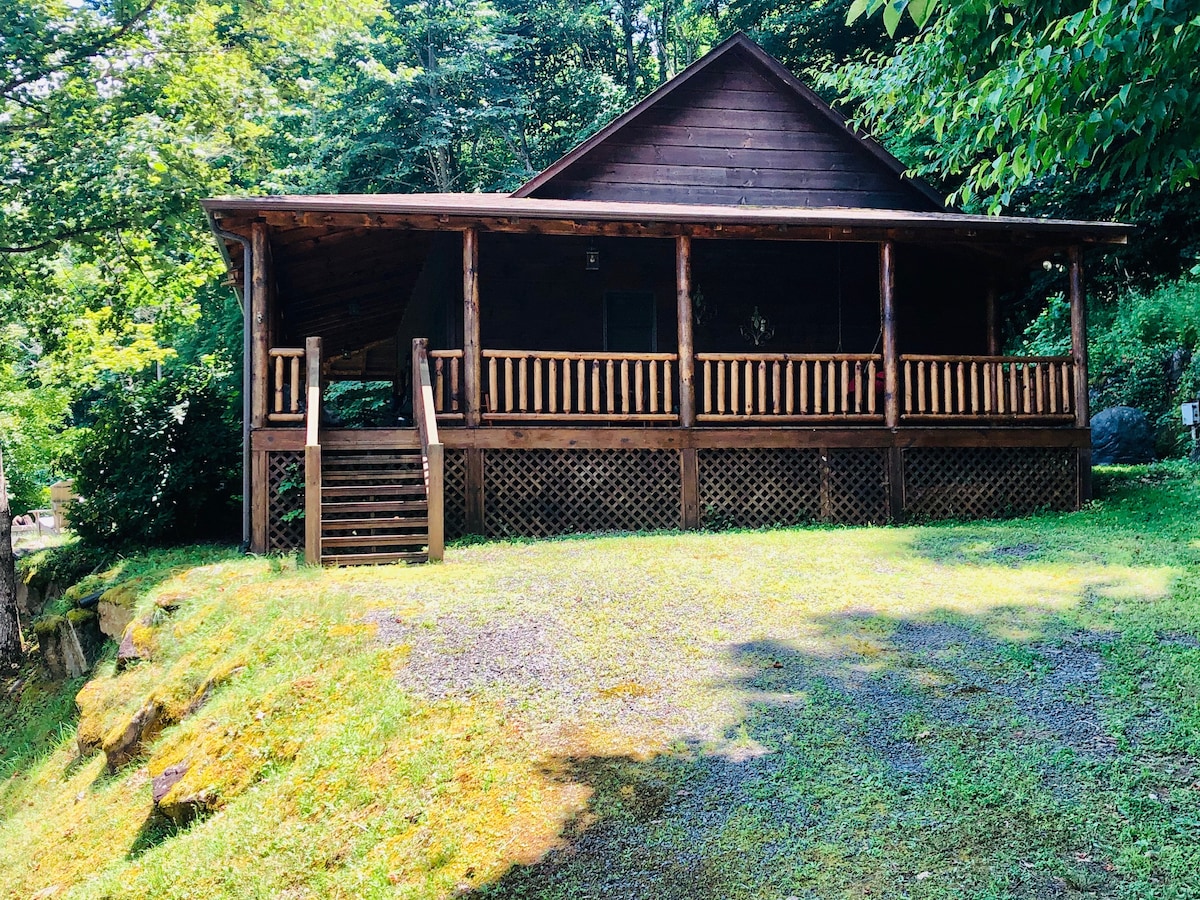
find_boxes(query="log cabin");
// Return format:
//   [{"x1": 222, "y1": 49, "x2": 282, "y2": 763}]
[{"x1": 203, "y1": 33, "x2": 1131, "y2": 565}]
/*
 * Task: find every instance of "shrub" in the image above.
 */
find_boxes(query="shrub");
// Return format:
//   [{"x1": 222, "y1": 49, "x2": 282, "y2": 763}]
[{"x1": 69, "y1": 359, "x2": 240, "y2": 547}]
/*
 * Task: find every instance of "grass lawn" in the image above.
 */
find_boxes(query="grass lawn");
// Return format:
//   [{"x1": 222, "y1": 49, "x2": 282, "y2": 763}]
[{"x1": 2, "y1": 463, "x2": 1199, "y2": 899}]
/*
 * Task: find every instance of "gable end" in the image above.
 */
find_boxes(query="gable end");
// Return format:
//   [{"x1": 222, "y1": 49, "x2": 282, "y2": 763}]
[{"x1": 515, "y1": 34, "x2": 943, "y2": 212}]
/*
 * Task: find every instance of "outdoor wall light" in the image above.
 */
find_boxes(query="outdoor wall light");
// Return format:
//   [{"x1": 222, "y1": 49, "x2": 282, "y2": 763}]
[{"x1": 585, "y1": 242, "x2": 600, "y2": 271}]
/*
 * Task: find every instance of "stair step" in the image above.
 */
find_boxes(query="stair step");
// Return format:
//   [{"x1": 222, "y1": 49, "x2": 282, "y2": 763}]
[
  {"x1": 321, "y1": 484, "x2": 427, "y2": 498},
  {"x1": 323, "y1": 471, "x2": 425, "y2": 483},
  {"x1": 322, "y1": 551, "x2": 429, "y2": 566},
  {"x1": 321, "y1": 500, "x2": 428, "y2": 515},
  {"x1": 321, "y1": 533, "x2": 429, "y2": 548},
  {"x1": 323, "y1": 454, "x2": 422, "y2": 466},
  {"x1": 321, "y1": 517, "x2": 429, "y2": 531}
]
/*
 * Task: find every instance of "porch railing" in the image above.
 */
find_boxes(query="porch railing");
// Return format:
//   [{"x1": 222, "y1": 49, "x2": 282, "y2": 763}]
[
  {"x1": 428, "y1": 349, "x2": 464, "y2": 421},
  {"x1": 902, "y1": 355, "x2": 1075, "y2": 420},
  {"x1": 482, "y1": 350, "x2": 678, "y2": 421},
  {"x1": 697, "y1": 353, "x2": 884, "y2": 421},
  {"x1": 267, "y1": 347, "x2": 307, "y2": 423}
]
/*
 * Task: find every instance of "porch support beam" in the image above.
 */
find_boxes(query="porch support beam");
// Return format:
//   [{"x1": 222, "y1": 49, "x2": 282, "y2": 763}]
[
  {"x1": 250, "y1": 221, "x2": 271, "y2": 429},
  {"x1": 463, "y1": 227, "x2": 482, "y2": 427},
  {"x1": 985, "y1": 276, "x2": 1000, "y2": 356},
  {"x1": 1069, "y1": 245, "x2": 1091, "y2": 502},
  {"x1": 880, "y1": 240, "x2": 899, "y2": 429},
  {"x1": 676, "y1": 235, "x2": 696, "y2": 428}
]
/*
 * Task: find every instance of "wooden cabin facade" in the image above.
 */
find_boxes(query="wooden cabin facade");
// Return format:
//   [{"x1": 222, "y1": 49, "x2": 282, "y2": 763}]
[{"x1": 204, "y1": 34, "x2": 1130, "y2": 565}]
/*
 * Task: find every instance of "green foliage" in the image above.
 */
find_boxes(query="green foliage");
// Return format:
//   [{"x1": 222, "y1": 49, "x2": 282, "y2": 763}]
[
  {"x1": 1089, "y1": 277, "x2": 1200, "y2": 457},
  {"x1": 68, "y1": 360, "x2": 241, "y2": 547},
  {"x1": 830, "y1": 0, "x2": 1200, "y2": 225},
  {"x1": 1023, "y1": 275, "x2": 1200, "y2": 457},
  {"x1": 322, "y1": 380, "x2": 400, "y2": 428}
]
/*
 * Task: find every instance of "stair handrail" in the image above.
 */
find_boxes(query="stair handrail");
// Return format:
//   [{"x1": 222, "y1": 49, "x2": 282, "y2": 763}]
[
  {"x1": 304, "y1": 336, "x2": 322, "y2": 565},
  {"x1": 412, "y1": 338, "x2": 445, "y2": 561}
]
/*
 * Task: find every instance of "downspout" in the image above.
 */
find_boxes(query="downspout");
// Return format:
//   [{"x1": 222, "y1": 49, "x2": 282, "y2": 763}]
[{"x1": 207, "y1": 211, "x2": 254, "y2": 551}]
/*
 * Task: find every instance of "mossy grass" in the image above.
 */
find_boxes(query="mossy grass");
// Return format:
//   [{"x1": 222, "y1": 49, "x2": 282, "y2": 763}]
[{"x1": 1, "y1": 462, "x2": 1198, "y2": 899}]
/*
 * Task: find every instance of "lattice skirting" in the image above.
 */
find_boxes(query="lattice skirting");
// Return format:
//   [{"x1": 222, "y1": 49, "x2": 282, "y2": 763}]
[
  {"x1": 267, "y1": 450, "x2": 305, "y2": 552},
  {"x1": 484, "y1": 449, "x2": 681, "y2": 538},
  {"x1": 902, "y1": 447, "x2": 1078, "y2": 520},
  {"x1": 698, "y1": 448, "x2": 889, "y2": 528},
  {"x1": 445, "y1": 449, "x2": 468, "y2": 540}
]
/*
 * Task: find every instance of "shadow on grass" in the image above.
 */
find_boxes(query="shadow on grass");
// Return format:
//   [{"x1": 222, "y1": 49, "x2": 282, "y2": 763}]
[{"x1": 464, "y1": 624, "x2": 1143, "y2": 900}]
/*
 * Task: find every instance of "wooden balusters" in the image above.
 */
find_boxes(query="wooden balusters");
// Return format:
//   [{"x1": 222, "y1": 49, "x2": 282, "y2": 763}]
[
  {"x1": 266, "y1": 348, "x2": 306, "y2": 423},
  {"x1": 899, "y1": 355, "x2": 1075, "y2": 420},
  {"x1": 692, "y1": 353, "x2": 883, "y2": 421},
  {"x1": 477, "y1": 350, "x2": 679, "y2": 421}
]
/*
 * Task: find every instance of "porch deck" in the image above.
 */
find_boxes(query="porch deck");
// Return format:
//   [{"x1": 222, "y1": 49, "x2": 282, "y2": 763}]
[{"x1": 256, "y1": 339, "x2": 1088, "y2": 562}]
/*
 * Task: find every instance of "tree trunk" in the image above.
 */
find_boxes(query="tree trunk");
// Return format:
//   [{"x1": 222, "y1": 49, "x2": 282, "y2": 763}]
[{"x1": 0, "y1": 445, "x2": 23, "y2": 671}]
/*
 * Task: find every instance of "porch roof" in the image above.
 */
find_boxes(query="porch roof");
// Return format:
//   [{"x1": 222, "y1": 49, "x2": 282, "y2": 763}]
[{"x1": 202, "y1": 193, "x2": 1131, "y2": 245}]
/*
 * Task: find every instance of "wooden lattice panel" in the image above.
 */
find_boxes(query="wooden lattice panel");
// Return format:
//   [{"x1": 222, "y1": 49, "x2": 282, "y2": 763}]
[
  {"x1": 826, "y1": 448, "x2": 890, "y2": 524},
  {"x1": 267, "y1": 450, "x2": 305, "y2": 552},
  {"x1": 698, "y1": 448, "x2": 822, "y2": 528},
  {"x1": 903, "y1": 447, "x2": 1078, "y2": 520},
  {"x1": 484, "y1": 449, "x2": 680, "y2": 537},
  {"x1": 444, "y1": 449, "x2": 468, "y2": 540},
  {"x1": 698, "y1": 448, "x2": 887, "y2": 527}
]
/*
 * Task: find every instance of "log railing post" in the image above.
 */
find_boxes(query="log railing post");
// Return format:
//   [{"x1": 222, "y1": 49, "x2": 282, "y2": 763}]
[
  {"x1": 676, "y1": 235, "x2": 696, "y2": 427},
  {"x1": 303, "y1": 336, "x2": 322, "y2": 566},
  {"x1": 1069, "y1": 246, "x2": 1091, "y2": 503},
  {"x1": 880, "y1": 240, "x2": 899, "y2": 429},
  {"x1": 463, "y1": 227, "x2": 482, "y2": 427}
]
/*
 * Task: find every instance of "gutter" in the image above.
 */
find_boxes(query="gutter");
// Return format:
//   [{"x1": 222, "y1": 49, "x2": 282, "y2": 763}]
[{"x1": 206, "y1": 210, "x2": 253, "y2": 552}]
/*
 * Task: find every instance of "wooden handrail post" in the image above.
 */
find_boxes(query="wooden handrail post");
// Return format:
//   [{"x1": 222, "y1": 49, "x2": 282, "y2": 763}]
[
  {"x1": 412, "y1": 338, "x2": 445, "y2": 562},
  {"x1": 463, "y1": 228, "x2": 482, "y2": 427},
  {"x1": 1069, "y1": 245, "x2": 1091, "y2": 503},
  {"x1": 880, "y1": 240, "x2": 899, "y2": 429},
  {"x1": 427, "y1": 443, "x2": 445, "y2": 561},
  {"x1": 303, "y1": 336, "x2": 322, "y2": 566},
  {"x1": 676, "y1": 235, "x2": 695, "y2": 427}
]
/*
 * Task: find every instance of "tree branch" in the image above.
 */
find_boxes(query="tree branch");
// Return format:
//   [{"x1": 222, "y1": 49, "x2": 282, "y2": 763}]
[
  {"x1": 0, "y1": 223, "x2": 130, "y2": 254},
  {"x1": 0, "y1": 1, "x2": 160, "y2": 100}
]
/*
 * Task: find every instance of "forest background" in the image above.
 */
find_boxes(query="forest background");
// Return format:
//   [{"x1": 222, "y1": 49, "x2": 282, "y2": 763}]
[{"x1": 2, "y1": 0, "x2": 1198, "y2": 545}]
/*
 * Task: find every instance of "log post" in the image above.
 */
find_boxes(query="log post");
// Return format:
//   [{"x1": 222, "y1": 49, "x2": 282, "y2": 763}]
[
  {"x1": 250, "y1": 222, "x2": 270, "y2": 429},
  {"x1": 676, "y1": 235, "x2": 696, "y2": 427},
  {"x1": 465, "y1": 448, "x2": 484, "y2": 535},
  {"x1": 985, "y1": 276, "x2": 1000, "y2": 356},
  {"x1": 463, "y1": 227, "x2": 482, "y2": 427},
  {"x1": 1069, "y1": 246, "x2": 1092, "y2": 503},
  {"x1": 880, "y1": 240, "x2": 899, "y2": 429},
  {"x1": 249, "y1": 222, "x2": 271, "y2": 554},
  {"x1": 881, "y1": 240, "x2": 905, "y2": 519},
  {"x1": 680, "y1": 447, "x2": 699, "y2": 529}
]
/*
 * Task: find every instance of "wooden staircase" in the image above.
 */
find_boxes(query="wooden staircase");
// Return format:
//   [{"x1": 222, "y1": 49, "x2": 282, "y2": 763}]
[{"x1": 319, "y1": 448, "x2": 432, "y2": 565}]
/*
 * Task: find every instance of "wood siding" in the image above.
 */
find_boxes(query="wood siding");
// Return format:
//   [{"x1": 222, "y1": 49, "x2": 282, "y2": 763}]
[{"x1": 528, "y1": 50, "x2": 937, "y2": 210}]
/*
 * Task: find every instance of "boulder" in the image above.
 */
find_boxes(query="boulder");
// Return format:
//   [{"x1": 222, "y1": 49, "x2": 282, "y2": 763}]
[
  {"x1": 102, "y1": 700, "x2": 164, "y2": 772},
  {"x1": 152, "y1": 762, "x2": 213, "y2": 825},
  {"x1": 97, "y1": 583, "x2": 139, "y2": 641},
  {"x1": 35, "y1": 611, "x2": 104, "y2": 680},
  {"x1": 1091, "y1": 406, "x2": 1156, "y2": 465}
]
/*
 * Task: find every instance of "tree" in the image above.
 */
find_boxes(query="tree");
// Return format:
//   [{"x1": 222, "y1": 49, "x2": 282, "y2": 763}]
[
  {"x1": 829, "y1": 0, "x2": 1200, "y2": 235},
  {"x1": 0, "y1": 444, "x2": 22, "y2": 672}
]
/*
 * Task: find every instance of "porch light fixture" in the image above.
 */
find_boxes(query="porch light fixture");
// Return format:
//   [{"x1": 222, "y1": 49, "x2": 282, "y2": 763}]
[{"x1": 585, "y1": 242, "x2": 600, "y2": 271}]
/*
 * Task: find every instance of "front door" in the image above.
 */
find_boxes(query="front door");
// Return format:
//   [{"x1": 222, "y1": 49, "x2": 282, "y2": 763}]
[{"x1": 604, "y1": 291, "x2": 657, "y2": 352}]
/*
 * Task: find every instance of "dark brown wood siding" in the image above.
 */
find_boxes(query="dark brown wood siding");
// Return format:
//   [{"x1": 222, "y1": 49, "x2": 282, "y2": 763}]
[{"x1": 528, "y1": 50, "x2": 937, "y2": 210}]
